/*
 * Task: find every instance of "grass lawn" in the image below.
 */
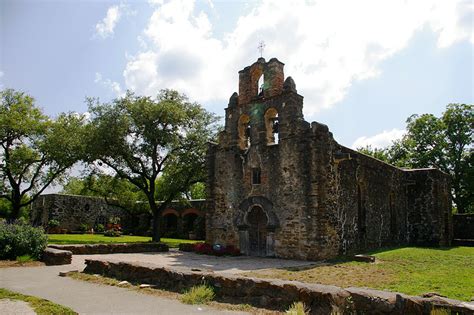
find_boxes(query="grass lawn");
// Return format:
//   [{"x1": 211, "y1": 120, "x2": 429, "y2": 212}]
[
  {"x1": 244, "y1": 246, "x2": 474, "y2": 301},
  {"x1": 47, "y1": 234, "x2": 201, "y2": 248},
  {"x1": 0, "y1": 288, "x2": 76, "y2": 314}
]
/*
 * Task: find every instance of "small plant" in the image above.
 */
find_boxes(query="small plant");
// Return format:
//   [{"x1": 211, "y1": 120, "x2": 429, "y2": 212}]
[
  {"x1": 48, "y1": 219, "x2": 60, "y2": 228},
  {"x1": 78, "y1": 223, "x2": 89, "y2": 233},
  {"x1": 95, "y1": 224, "x2": 105, "y2": 233},
  {"x1": 180, "y1": 284, "x2": 215, "y2": 305},
  {"x1": 16, "y1": 254, "x2": 33, "y2": 263},
  {"x1": 104, "y1": 229, "x2": 122, "y2": 237},
  {"x1": 286, "y1": 301, "x2": 310, "y2": 315}
]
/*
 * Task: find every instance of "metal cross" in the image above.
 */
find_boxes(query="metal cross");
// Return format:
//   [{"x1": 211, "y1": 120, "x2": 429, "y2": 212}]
[{"x1": 258, "y1": 41, "x2": 265, "y2": 58}]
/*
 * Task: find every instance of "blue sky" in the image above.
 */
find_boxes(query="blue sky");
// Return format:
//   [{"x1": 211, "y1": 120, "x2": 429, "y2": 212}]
[{"x1": 1, "y1": 0, "x2": 473, "y2": 149}]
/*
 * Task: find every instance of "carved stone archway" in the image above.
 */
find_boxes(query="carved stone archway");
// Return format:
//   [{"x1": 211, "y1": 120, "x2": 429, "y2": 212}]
[{"x1": 234, "y1": 196, "x2": 279, "y2": 256}]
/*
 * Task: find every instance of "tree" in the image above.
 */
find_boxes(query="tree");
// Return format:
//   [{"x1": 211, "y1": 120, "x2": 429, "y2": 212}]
[
  {"x1": 356, "y1": 145, "x2": 390, "y2": 163},
  {"x1": 85, "y1": 90, "x2": 218, "y2": 241},
  {"x1": 0, "y1": 89, "x2": 86, "y2": 219}
]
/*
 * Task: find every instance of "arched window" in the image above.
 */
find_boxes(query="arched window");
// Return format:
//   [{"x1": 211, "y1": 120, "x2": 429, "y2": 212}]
[
  {"x1": 257, "y1": 74, "x2": 264, "y2": 96},
  {"x1": 238, "y1": 114, "x2": 251, "y2": 150},
  {"x1": 264, "y1": 108, "x2": 279, "y2": 145}
]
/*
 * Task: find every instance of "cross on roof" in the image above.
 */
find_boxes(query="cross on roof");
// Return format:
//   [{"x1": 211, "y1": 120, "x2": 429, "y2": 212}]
[{"x1": 258, "y1": 41, "x2": 265, "y2": 58}]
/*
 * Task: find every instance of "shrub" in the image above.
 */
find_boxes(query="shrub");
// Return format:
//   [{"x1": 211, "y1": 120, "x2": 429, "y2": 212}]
[
  {"x1": 95, "y1": 224, "x2": 105, "y2": 233},
  {"x1": 0, "y1": 221, "x2": 48, "y2": 260},
  {"x1": 78, "y1": 223, "x2": 89, "y2": 233},
  {"x1": 180, "y1": 284, "x2": 215, "y2": 305},
  {"x1": 104, "y1": 229, "x2": 121, "y2": 237},
  {"x1": 48, "y1": 219, "x2": 60, "y2": 228},
  {"x1": 286, "y1": 302, "x2": 309, "y2": 315}
]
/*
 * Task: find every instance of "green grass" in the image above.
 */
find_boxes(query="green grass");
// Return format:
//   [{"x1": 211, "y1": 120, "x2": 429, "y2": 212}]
[
  {"x1": 180, "y1": 284, "x2": 215, "y2": 305},
  {"x1": 245, "y1": 247, "x2": 474, "y2": 301},
  {"x1": 0, "y1": 288, "x2": 77, "y2": 315},
  {"x1": 286, "y1": 301, "x2": 309, "y2": 315},
  {"x1": 47, "y1": 234, "x2": 200, "y2": 248}
]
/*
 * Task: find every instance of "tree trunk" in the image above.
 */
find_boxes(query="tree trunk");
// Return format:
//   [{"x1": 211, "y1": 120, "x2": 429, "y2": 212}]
[{"x1": 151, "y1": 209, "x2": 161, "y2": 242}]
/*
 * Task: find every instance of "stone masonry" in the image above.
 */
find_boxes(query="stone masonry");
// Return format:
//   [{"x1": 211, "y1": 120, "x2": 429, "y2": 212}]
[{"x1": 206, "y1": 57, "x2": 452, "y2": 260}]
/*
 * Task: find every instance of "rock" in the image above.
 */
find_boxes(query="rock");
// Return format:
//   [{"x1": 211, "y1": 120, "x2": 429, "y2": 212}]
[
  {"x1": 139, "y1": 284, "x2": 151, "y2": 289},
  {"x1": 118, "y1": 281, "x2": 130, "y2": 286},
  {"x1": 42, "y1": 247, "x2": 72, "y2": 266},
  {"x1": 353, "y1": 254, "x2": 375, "y2": 263},
  {"x1": 422, "y1": 292, "x2": 447, "y2": 298}
]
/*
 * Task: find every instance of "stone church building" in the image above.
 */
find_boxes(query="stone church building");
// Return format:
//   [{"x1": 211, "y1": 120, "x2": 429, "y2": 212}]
[{"x1": 206, "y1": 57, "x2": 452, "y2": 260}]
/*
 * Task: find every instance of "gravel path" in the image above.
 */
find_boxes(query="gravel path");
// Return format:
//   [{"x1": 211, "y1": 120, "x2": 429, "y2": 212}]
[{"x1": 0, "y1": 299, "x2": 36, "y2": 315}]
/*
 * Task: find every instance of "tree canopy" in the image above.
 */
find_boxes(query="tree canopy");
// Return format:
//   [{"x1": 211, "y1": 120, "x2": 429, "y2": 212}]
[
  {"x1": 85, "y1": 90, "x2": 218, "y2": 240},
  {"x1": 0, "y1": 89, "x2": 86, "y2": 219},
  {"x1": 358, "y1": 103, "x2": 473, "y2": 213}
]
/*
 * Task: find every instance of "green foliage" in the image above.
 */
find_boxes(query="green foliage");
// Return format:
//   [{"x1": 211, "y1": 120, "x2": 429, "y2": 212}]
[
  {"x1": 357, "y1": 145, "x2": 391, "y2": 163},
  {"x1": 0, "y1": 89, "x2": 87, "y2": 219},
  {"x1": 78, "y1": 223, "x2": 89, "y2": 233},
  {"x1": 84, "y1": 90, "x2": 219, "y2": 240},
  {"x1": 188, "y1": 182, "x2": 207, "y2": 199},
  {"x1": 180, "y1": 284, "x2": 215, "y2": 305},
  {"x1": 103, "y1": 229, "x2": 121, "y2": 237},
  {"x1": 16, "y1": 254, "x2": 33, "y2": 263},
  {"x1": 0, "y1": 288, "x2": 77, "y2": 315},
  {"x1": 286, "y1": 302, "x2": 309, "y2": 315},
  {"x1": 95, "y1": 223, "x2": 105, "y2": 233},
  {"x1": 48, "y1": 219, "x2": 60, "y2": 228},
  {"x1": 0, "y1": 221, "x2": 48, "y2": 260}
]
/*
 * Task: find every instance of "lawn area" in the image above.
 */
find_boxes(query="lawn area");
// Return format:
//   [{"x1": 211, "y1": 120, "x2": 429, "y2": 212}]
[
  {"x1": 47, "y1": 234, "x2": 201, "y2": 248},
  {"x1": 0, "y1": 288, "x2": 76, "y2": 314},
  {"x1": 244, "y1": 246, "x2": 474, "y2": 301}
]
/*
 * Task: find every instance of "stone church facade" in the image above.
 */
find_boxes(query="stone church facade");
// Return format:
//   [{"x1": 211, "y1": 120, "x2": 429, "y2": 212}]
[{"x1": 206, "y1": 57, "x2": 452, "y2": 260}]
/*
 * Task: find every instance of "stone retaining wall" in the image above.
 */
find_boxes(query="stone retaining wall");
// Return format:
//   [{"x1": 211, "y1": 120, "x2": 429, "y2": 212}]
[
  {"x1": 49, "y1": 243, "x2": 168, "y2": 255},
  {"x1": 84, "y1": 259, "x2": 474, "y2": 314},
  {"x1": 453, "y1": 214, "x2": 474, "y2": 240}
]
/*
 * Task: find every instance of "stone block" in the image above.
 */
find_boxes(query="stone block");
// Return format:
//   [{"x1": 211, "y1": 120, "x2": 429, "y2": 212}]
[{"x1": 42, "y1": 247, "x2": 72, "y2": 266}]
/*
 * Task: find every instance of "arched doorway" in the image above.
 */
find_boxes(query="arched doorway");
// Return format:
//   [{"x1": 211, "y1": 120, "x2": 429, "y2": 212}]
[{"x1": 247, "y1": 205, "x2": 268, "y2": 256}]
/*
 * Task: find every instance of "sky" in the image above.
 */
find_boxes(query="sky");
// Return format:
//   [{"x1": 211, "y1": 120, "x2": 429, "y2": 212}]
[{"x1": 1, "y1": 0, "x2": 473, "y2": 150}]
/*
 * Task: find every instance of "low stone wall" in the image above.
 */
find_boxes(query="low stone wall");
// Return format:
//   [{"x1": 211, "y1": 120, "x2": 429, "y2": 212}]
[
  {"x1": 42, "y1": 247, "x2": 72, "y2": 265},
  {"x1": 49, "y1": 243, "x2": 169, "y2": 255},
  {"x1": 84, "y1": 259, "x2": 474, "y2": 314},
  {"x1": 453, "y1": 214, "x2": 474, "y2": 240}
]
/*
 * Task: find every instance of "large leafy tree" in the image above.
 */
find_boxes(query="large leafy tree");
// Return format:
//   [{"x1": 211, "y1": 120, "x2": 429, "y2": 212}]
[
  {"x1": 358, "y1": 103, "x2": 473, "y2": 213},
  {"x1": 0, "y1": 89, "x2": 86, "y2": 219},
  {"x1": 85, "y1": 90, "x2": 218, "y2": 241}
]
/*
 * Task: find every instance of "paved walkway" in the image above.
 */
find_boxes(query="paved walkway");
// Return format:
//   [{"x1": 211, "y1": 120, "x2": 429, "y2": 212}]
[
  {"x1": 79, "y1": 249, "x2": 317, "y2": 274},
  {"x1": 0, "y1": 258, "x2": 247, "y2": 314},
  {"x1": 0, "y1": 299, "x2": 35, "y2": 315}
]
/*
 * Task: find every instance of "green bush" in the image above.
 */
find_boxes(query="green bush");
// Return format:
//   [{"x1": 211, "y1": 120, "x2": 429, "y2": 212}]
[
  {"x1": 104, "y1": 229, "x2": 121, "y2": 237},
  {"x1": 48, "y1": 219, "x2": 60, "y2": 228},
  {"x1": 0, "y1": 221, "x2": 48, "y2": 260},
  {"x1": 180, "y1": 284, "x2": 215, "y2": 305},
  {"x1": 78, "y1": 223, "x2": 89, "y2": 233},
  {"x1": 95, "y1": 224, "x2": 105, "y2": 233}
]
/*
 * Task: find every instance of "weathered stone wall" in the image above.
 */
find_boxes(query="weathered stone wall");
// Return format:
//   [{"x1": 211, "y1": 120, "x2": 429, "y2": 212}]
[
  {"x1": 30, "y1": 194, "x2": 206, "y2": 238},
  {"x1": 30, "y1": 194, "x2": 126, "y2": 232},
  {"x1": 453, "y1": 214, "x2": 474, "y2": 240},
  {"x1": 84, "y1": 259, "x2": 474, "y2": 314},
  {"x1": 207, "y1": 57, "x2": 452, "y2": 260}
]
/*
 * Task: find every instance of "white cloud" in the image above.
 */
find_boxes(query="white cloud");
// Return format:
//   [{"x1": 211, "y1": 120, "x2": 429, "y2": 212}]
[
  {"x1": 122, "y1": 0, "x2": 473, "y2": 116},
  {"x1": 0, "y1": 71, "x2": 4, "y2": 89},
  {"x1": 352, "y1": 128, "x2": 405, "y2": 149},
  {"x1": 94, "y1": 3, "x2": 135, "y2": 39},
  {"x1": 95, "y1": 72, "x2": 124, "y2": 97}
]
